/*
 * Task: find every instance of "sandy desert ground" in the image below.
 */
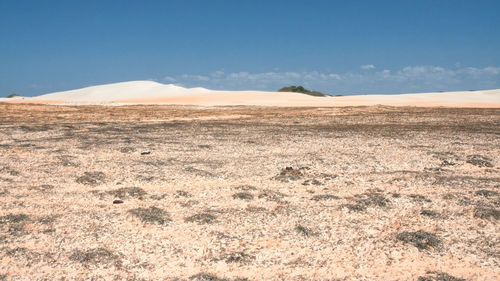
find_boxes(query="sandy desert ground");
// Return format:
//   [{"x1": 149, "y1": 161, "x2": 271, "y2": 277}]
[{"x1": 0, "y1": 103, "x2": 499, "y2": 280}]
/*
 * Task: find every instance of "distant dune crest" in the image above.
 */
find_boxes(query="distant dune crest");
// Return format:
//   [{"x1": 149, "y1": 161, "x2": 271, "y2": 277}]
[{"x1": 1, "y1": 81, "x2": 499, "y2": 107}]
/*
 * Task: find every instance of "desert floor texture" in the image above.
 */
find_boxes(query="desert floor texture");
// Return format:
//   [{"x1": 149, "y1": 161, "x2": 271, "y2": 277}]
[{"x1": 0, "y1": 103, "x2": 499, "y2": 281}]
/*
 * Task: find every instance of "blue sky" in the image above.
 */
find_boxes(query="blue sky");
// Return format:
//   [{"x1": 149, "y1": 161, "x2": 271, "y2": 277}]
[{"x1": 1, "y1": 0, "x2": 499, "y2": 96}]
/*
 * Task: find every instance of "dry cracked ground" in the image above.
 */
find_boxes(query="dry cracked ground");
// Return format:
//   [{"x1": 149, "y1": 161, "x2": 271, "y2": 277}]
[{"x1": 0, "y1": 103, "x2": 499, "y2": 281}]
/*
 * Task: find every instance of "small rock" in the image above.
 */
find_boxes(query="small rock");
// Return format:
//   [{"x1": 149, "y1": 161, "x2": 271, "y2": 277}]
[
  {"x1": 113, "y1": 200, "x2": 124, "y2": 204},
  {"x1": 141, "y1": 151, "x2": 151, "y2": 155}
]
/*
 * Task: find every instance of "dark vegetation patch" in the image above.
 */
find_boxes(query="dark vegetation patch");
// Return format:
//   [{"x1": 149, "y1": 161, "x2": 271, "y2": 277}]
[
  {"x1": 302, "y1": 179, "x2": 322, "y2": 186},
  {"x1": 69, "y1": 248, "x2": 122, "y2": 268},
  {"x1": 408, "y1": 194, "x2": 432, "y2": 203},
  {"x1": 150, "y1": 193, "x2": 168, "y2": 200},
  {"x1": 108, "y1": 187, "x2": 147, "y2": 199},
  {"x1": 28, "y1": 184, "x2": 54, "y2": 191},
  {"x1": 233, "y1": 185, "x2": 257, "y2": 191},
  {"x1": 223, "y1": 251, "x2": 255, "y2": 263},
  {"x1": 343, "y1": 191, "x2": 389, "y2": 211},
  {"x1": 57, "y1": 155, "x2": 79, "y2": 167},
  {"x1": 179, "y1": 200, "x2": 199, "y2": 207},
  {"x1": 189, "y1": 273, "x2": 248, "y2": 281},
  {"x1": 274, "y1": 167, "x2": 304, "y2": 182},
  {"x1": 258, "y1": 189, "x2": 287, "y2": 203},
  {"x1": 232, "y1": 192, "x2": 254, "y2": 200},
  {"x1": 340, "y1": 203, "x2": 367, "y2": 212},
  {"x1": 185, "y1": 213, "x2": 217, "y2": 224},
  {"x1": 119, "y1": 147, "x2": 136, "y2": 153},
  {"x1": 128, "y1": 207, "x2": 170, "y2": 225},
  {"x1": 76, "y1": 171, "x2": 106, "y2": 186},
  {"x1": 4, "y1": 247, "x2": 47, "y2": 264},
  {"x1": 397, "y1": 230, "x2": 441, "y2": 251},
  {"x1": 175, "y1": 190, "x2": 191, "y2": 197},
  {"x1": 295, "y1": 225, "x2": 316, "y2": 237},
  {"x1": 245, "y1": 206, "x2": 267, "y2": 213},
  {"x1": 278, "y1": 85, "x2": 327, "y2": 97},
  {"x1": 392, "y1": 193, "x2": 401, "y2": 198},
  {"x1": 311, "y1": 194, "x2": 340, "y2": 201},
  {"x1": 420, "y1": 210, "x2": 439, "y2": 217},
  {"x1": 466, "y1": 155, "x2": 493, "y2": 168},
  {"x1": 417, "y1": 271, "x2": 467, "y2": 281},
  {"x1": 185, "y1": 167, "x2": 215, "y2": 177},
  {"x1": 440, "y1": 160, "x2": 456, "y2": 167},
  {"x1": 1, "y1": 214, "x2": 29, "y2": 235},
  {"x1": 475, "y1": 189, "x2": 499, "y2": 197},
  {"x1": 433, "y1": 175, "x2": 499, "y2": 189},
  {"x1": 473, "y1": 207, "x2": 499, "y2": 220},
  {"x1": 38, "y1": 215, "x2": 57, "y2": 224},
  {"x1": 0, "y1": 167, "x2": 19, "y2": 176},
  {"x1": 0, "y1": 214, "x2": 28, "y2": 224}
]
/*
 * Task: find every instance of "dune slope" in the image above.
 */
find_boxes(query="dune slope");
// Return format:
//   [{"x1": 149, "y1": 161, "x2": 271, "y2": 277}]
[{"x1": 1, "y1": 80, "x2": 499, "y2": 107}]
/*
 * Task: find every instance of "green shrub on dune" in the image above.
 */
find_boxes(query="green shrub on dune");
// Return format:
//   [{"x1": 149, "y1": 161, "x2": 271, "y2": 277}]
[{"x1": 277, "y1": 85, "x2": 328, "y2": 97}]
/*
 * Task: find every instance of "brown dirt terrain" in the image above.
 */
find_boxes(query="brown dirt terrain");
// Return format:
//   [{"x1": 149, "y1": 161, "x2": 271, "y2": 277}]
[{"x1": 0, "y1": 103, "x2": 499, "y2": 281}]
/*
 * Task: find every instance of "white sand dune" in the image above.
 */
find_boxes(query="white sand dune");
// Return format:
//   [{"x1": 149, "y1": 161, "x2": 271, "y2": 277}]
[{"x1": 2, "y1": 80, "x2": 500, "y2": 107}]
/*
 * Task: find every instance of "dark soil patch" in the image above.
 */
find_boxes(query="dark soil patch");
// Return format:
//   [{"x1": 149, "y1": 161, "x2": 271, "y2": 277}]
[
  {"x1": 128, "y1": 207, "x2": 171, "y2": 225},
  {"x1": 232, "y1": 192, "x2": 254, "y2": 200},
  {"x1": 417, "y1": 271, "x2": 467, "y2": 281},
  {"x1": 185, "y1": 213, "x2": 217, "y2": 224},
  {"x1": 274, "y1": 167, "x2": 304, "y2": 182},
  {"x1": 76, "y1": 171, "x2": 106, "y2": 186},
  {"x1": 466, "y1": 155, "x2": 493, "y2": 168},
  {"x1": 69, "y1": 248, "x2": 122, "y2": 268},
  {"x1": 473, "y1": 207, "x2": 499, "y2": 220},
  {"x1": 475, "y1": 189, "x2": 499, "y2": 197},
  {"x1": 311, "y1": 194, "x2": 340, "y2": 201},
  {"x1": 108, "y1": 187, "x2": 147, "y2": 199},
  {"x1": 397, "y1": 230, "x2": 441, "y2": 251}
]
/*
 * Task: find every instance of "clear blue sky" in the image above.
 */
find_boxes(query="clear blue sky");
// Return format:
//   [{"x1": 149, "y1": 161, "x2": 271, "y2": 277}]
[{"x1": 1, "y1": 0, "x2": 499, "y2": 96}]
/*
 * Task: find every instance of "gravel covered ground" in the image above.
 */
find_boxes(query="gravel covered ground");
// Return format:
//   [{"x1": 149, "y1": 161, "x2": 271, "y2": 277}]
[{"x1": 0, "y1": 103, "x2": 499, "y2": 281}]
